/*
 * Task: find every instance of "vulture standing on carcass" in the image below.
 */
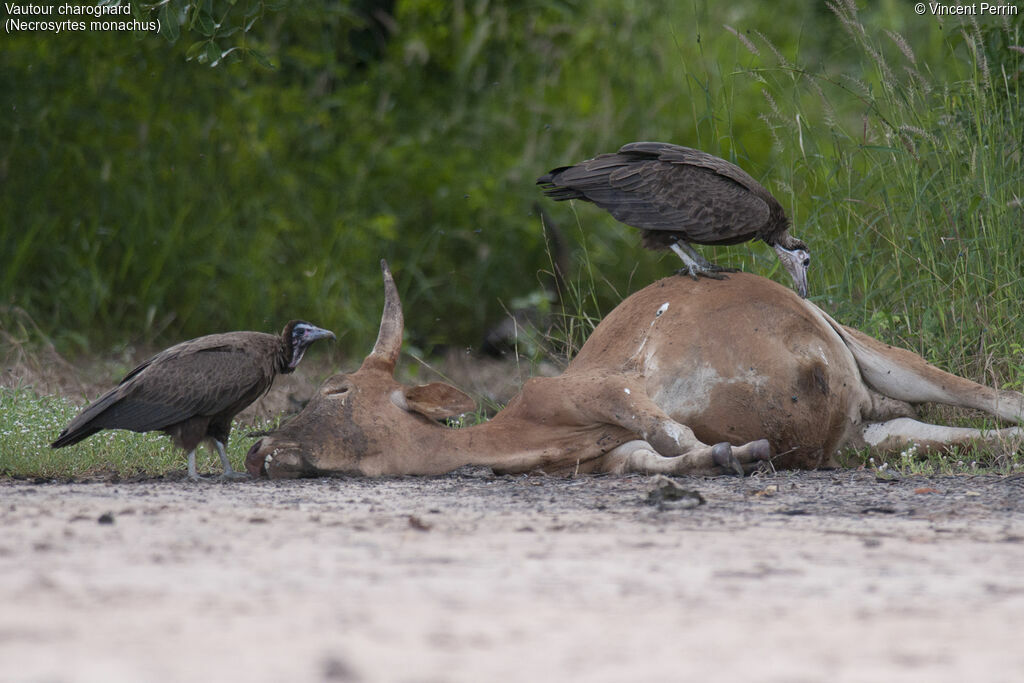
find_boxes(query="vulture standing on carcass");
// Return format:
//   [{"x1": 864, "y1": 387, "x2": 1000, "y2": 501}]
[
  {"x1": 51, "y1": 320, "x2": 335, "y2": 480},
  {"x1": 537, "y1": 141, "x2": 810, "y2": 297}
]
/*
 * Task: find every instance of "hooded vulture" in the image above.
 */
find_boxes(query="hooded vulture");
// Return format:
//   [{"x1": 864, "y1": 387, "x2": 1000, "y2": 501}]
[
  {"x1": 537, "y1": 141, "x2": 810, "y2": 297},
  {"x1": 51, "y1": 320, "x2": 335, "y2": 479}
]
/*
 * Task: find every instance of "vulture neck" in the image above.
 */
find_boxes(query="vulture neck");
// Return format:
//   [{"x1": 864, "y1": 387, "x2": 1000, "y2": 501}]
[
  {"x1": 761, "y1": 203, "x2": 795, "y2": 248},
  {"x1": 773, "y1": 231, "x2": 802, "y2": 250},
  {"x1": 280, "y1": 336, "x2": 301, "y2": 374}
]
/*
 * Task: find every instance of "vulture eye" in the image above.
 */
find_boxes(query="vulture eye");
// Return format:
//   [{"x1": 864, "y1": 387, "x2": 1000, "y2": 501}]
[{"x1": 803, "y1": 258, "x2": 810, "y2": 267}]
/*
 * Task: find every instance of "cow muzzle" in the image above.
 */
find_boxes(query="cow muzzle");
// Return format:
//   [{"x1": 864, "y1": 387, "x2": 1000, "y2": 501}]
[{"x1": 245, "y1": 438, "x2": 314, "y2": 479}]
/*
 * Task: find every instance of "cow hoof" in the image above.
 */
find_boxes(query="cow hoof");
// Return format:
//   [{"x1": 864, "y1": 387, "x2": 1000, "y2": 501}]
[
  {"x1": 750, "y1": 439, "x2": 772, "y2": 461},
  {"x1": 711, "y1": 442, "x2": 744, "y2": 476}
]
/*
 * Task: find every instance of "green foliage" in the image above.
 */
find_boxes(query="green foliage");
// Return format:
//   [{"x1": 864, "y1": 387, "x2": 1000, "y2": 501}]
[
  {"x1": 123, "y1": 0, "x2": 287, "y2": 66},
  {"x1": 1, "y1": 0, "x2": 1022, "y2": 400}
]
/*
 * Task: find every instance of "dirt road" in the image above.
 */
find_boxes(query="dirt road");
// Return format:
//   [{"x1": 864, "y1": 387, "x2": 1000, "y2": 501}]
[{"x1": 2, "y1": 469, "x2": 1023, "y2": 682}]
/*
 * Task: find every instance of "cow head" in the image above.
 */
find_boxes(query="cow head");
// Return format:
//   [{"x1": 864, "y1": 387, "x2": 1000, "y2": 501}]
[{"x1": 245, "y1": 260, "x2": 475, "y2": 478}]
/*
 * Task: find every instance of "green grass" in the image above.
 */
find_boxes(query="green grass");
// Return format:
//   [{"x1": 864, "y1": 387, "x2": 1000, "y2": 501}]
[
  {"x1": 838, "y1": 444, "x2": 1024, "y2": 478},
  {"x1": 0, "y1": 386, "x2": 266, "y2": 479}
]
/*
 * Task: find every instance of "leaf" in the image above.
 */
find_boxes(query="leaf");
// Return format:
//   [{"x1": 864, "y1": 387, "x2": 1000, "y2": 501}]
[
  {"x1": 159, "y1": 2, "x2": 180, "y2": 43},
  {"x1": 195, "y1": 11, "x2": 216, "y2": 37},
  {"x1": 248, "y1": 48, "x2": 275, "y2": 70},
  {"x1": 204, "y1": 42, "x2": 221, "y2": 66},
  {"x1": 213, "y1": 46, "x2": 240, "y2": 67},
  {"x1": 185, "y1": 40, "x2": 206, "y2": 61}
]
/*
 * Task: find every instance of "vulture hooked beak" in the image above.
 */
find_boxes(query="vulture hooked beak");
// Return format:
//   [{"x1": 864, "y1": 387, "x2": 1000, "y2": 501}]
[
  {"x1": 300, "y1": 325, "x2": 336, "y2": 344},
  {"x1": 289, "y1": 323, "x2": 336, "y2": 369},
  {"x1": 773, "y1": 244, "x2": 810, "y2": 299}
]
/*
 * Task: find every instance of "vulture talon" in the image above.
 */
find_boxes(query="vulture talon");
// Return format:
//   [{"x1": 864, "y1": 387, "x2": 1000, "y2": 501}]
[
  {"x1": 674, "y1": 266, "x2": 728, "y2": 282},
  {"x1": 51, "y1": 321, "x2": 335, "y2": 479},
  {"x1": 538, "y1": 142, "x2": 811, "y2": 297},
  {"x1": 678, "y1": 267, "x2": 700, "y2": 282}
]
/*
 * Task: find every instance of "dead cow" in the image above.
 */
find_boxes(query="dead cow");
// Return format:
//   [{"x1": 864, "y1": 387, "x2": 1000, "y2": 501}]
[{"x1": 246, "y1": 261, "x2": 1023, "y2": 478}]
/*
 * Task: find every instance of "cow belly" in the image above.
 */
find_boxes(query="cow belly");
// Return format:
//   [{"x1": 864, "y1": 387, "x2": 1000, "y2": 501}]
[{"x1": 648, "y1": 355, "x2": 866, "y2": 470}]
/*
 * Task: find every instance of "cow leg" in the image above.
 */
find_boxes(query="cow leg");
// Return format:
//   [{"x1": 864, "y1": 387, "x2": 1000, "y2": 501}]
[
  {"x1": 579, "y1": 378, "x2": 772, "y2": 470},
  {"x1": 598, "y1": 382, "x2": 750, "y2": 457},
  {"x1": 596, "y1": 439, "x2": 771, "y2": 476},
  {"x1": 836, "y1": 323, "x2": 1024, "y2": 424},
  {"x1": 861, "y1": 418, "x2": 1023, "y2": 456}
]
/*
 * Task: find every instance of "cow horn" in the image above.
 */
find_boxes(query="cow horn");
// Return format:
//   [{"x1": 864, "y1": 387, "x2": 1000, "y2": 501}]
[{"x1": 367, "y1": 259, "x2": 404, "y2": 370}]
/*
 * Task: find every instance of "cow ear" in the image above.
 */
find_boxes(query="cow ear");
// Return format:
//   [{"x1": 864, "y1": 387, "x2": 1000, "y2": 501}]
[{"x1": 403, "y1": 383, "x2": 476, "y2": 420}]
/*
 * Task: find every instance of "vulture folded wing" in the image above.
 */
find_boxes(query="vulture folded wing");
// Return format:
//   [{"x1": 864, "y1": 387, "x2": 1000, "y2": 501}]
[
  {"x1": 618, "y1": 142, "x2": 770, "y2": 194},
  {"x1": 54, "y1": 340, "x2": 277, "y2": 446},
  {"x1": 598, "y1": 161, "x2": 771, "y2": 244},
  {"x1": 50, "y1": 385, "x2": 142, "y2": 447},
  {"x1": 49, "y1": 379, "x2": 198, "y2": 447},
  {"x1": 537, "y1": 153, "x2": 634, "y2": 202},
  {"x1": 114, "y1": 344, "x2": 276, "y2": 430}
]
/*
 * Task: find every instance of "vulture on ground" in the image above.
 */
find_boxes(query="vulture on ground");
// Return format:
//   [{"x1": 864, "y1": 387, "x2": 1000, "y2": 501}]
[
  {"x1": 51, "y1": 321, "x2": 335, "y2": 480},
  {"x1": 537, "y1": 141, "x2": 810, "y2": 297}
]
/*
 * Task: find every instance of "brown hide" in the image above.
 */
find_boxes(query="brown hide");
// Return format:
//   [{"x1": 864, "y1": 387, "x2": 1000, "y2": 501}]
[
  {"x1": 246, "y1": 364, "x2": 641, "y2": 478},
  {"x1": 247, "y1": 266, "x2": 836, "y2": 477},
  {"x1": 570, "y1": 275, "x2": 867, "y2": 468}
]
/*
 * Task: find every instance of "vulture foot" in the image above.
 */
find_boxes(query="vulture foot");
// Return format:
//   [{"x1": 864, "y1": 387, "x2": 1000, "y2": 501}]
[
  {"x1": 183, "y1": 442, "x2": 250, "y2": 481},
  {"x1": 184, "y1": 470, "x2": 251, "y2": 483},
  {"x1": 669, "y1": 242, "x2": 734, "y2": 281},
  {"x1": 676, "y1": 265, "x2": 729, "y2": 281}
]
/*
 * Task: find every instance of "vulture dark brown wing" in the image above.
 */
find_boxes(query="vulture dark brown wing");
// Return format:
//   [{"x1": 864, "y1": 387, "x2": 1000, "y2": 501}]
[
  {"x1": 617, "y1": 141, "x2": 774, "y2": 198},
  {"x1": 53, "y1": 334, "x2": 280, "y2": 446},
  {"x1": 537, "y1": 153, "x2": 632, "y2": 201},
  {"x1": 114, "y1": 342, "x2": 277, "y2": 428},
  {"x1": 554, "y1": 153, "x2": 772, "y2": 245}
]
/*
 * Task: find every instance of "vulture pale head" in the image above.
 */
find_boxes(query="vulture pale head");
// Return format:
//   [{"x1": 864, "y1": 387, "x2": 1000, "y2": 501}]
[
  {"x1": 773, "y1": 241, "x2": 810, "y2": 299},
  {"x1": 284, "y1": 321, "x2": 336, "y2": 371}
]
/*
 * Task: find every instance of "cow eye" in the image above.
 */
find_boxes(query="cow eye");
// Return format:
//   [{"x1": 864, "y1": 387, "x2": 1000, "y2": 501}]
[{"x1": 325, "y1": 385, "x2": 350, "y2": 397}]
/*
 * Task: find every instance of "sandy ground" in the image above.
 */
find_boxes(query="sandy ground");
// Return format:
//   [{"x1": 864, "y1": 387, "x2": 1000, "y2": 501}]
[{"x1": 2, "y1": 469, "x2": 1024, "y2": 683}]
